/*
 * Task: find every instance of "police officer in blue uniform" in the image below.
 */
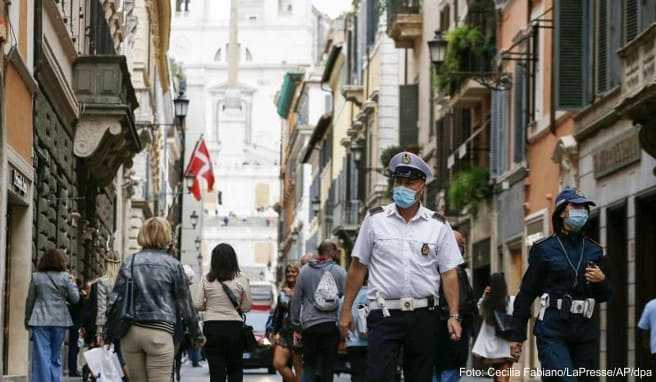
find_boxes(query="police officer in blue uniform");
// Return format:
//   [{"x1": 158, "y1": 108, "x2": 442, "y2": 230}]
[
  {"x1": 339, "y1": 152, "x2": 464, "y2": 382},
  {"x1": 511, "y1": 187, "x2": 611, "y2": 381}
]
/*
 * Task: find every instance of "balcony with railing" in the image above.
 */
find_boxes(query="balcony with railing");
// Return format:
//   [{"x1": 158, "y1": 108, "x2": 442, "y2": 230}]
[
  {"x1": 616, "y1": 23, "x2": 656, "y2": 160},
  {"x1": 385, "y1": 0, "x2": 423, "y2": 48}
]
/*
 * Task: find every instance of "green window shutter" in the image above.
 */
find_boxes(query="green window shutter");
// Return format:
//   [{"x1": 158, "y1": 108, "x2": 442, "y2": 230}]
[
  {"x1": 625, "y1": 0, "x2": 639, "y2": 43},
  {"x1": 513, "y1": 65, "x2": 526, "y2": 164},
  {"x1": 399, "y1": 84, "x2": 419, "y2": 148},
  {"x1": 597, "y1": 0, "x2": 609, "y2": 93},
  {"x1": 609, "y1": 0, "x2": 623, "y2": 88},
  {"x1": 555, "y1": 0, "x2": 586, "y2": 109}
]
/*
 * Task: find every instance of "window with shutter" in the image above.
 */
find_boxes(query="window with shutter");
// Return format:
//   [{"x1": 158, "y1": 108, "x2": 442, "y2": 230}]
[
  {"x1": 625, "y1": 0, "x2": 639, "y2": 42},
  {"x1": 513, "y1": 65, "x2": 526, "y2": 163},
  {"x1": 609, "y1": 0, "x2": 622, "y2": 88},
  {"x1": 555, "y1": 0, "x2": 588, "y2": 109},
  {"x1": 641, "y1": 0, "x2": 656, "y2": 31},
  {"x1": 366, "y1": 0, "x2": 379, "y2": 48},
  {"x1": 399, "y1": 84, "x2": 419, "y2": 148},
  {"x1": 597, "y1": 0, "x2": 609, "y2": 93},
  {"x1": 491, "y1": 90, "x2": 510, "y2": 176}
]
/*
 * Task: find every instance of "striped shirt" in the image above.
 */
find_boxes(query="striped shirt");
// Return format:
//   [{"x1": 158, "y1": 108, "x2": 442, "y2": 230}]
[{"x1": 133, "y1": 321, "x2": 175, "y2": 335}]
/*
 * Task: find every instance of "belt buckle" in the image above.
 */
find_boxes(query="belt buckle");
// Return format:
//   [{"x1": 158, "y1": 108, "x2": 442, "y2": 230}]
[
  {"x1": 400, "y1": 297, "x2": 415, "y2": 311},
  {"x1": 571, "y1": 301, "x2": 585, "y2": 314}
]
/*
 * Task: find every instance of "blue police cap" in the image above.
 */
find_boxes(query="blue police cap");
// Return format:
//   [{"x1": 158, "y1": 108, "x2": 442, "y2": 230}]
[
  {"x1": 555, "y1": 186, "x2": 596, "y2": 208},
  {"x1": 388, "y1": 152, "x2": 432, "y2": 181}
]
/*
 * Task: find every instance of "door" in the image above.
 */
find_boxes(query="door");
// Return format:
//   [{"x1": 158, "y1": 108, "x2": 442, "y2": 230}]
[
  {"x1": 606, "y1": 203, "x2": 628, "y2": 378},
  {"x1": 587, "y1": 213, "x2": 601, "y2": 371},
  {"x1": 3, "y1": 206, "x2": 12, "y2": 374}
]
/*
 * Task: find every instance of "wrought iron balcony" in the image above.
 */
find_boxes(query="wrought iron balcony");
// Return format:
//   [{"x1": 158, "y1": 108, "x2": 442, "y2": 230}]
[
  {"x1": 616, "y1": 23, "x2": 656, "y2": 161},
  {"x1": 386, "y1": 0, "x2": 423, "y2": 49}
]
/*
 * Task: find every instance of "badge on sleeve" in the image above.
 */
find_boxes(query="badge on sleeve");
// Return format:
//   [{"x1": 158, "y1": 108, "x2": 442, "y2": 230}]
[{"x1": 421, "y1": 243, "x2": 430, "y2": 256}]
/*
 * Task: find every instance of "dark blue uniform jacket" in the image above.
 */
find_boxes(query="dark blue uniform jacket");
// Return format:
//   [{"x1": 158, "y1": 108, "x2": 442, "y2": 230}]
[{"x1": 511, "y1": 233, "x2": 612, "y2": 343}]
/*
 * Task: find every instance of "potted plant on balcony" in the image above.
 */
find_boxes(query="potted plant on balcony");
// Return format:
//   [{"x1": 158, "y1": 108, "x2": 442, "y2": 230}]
[
  {"x1": 447, "y1": 167, "x2": 491, "y2": 216},
  {"x1": 434, "y1": 26, "x2": 495, "y2": 95}
]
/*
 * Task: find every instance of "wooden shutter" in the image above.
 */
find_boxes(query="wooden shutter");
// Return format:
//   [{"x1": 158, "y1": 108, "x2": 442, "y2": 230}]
[
  {"x1": 399, "y1": 84, "x2": 419, "y2": 148},
  {"x1": 513, "y1": 65, "x2": 526, "y2": 163},
  {"x1": 609, "y1": 0, "x2": 622, "y2": 87},
  {"x1": 555, "y1": 0, "x2": 586, "y2": 109},
  {"x1": 641, "y1": 0, "x2": 656, "y2": 31},
  {"x1": 597, "y1": 0, "x2": 609, "y2": 93},
  {"x1": 491, "y1": 90, "x2": 509, "y2": 176},
  {"x1": 625, "y1": 0, "x2": 639, "y2": 43}
]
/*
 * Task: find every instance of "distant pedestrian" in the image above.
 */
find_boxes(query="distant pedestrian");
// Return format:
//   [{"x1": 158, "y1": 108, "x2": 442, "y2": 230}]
[
  {"x1": 193, "y1": 243, "x2": 253, "y2": 382},
  {"x1": 108, "y1": 217, "x2": 204, "y2": 382},
  {"x1": 272, "y1": 263, "x2": 302, "y2": 382},
  {"x1": 344, "y1": 283, "x2": 368, "y2": 382},
  {"x1": 339, "y1": 152, "x2": 464, "y2": 382},
  {"x1": 67, "y1": 276, "x2": 85, "y2": 377},
  {"x1": 472, "y1": 273, "x2": 515, "y2": 382},
  {"x1": 638, "y1": 298, "x2": 656, "y2": 370},
  {"x1": 291, "y1": 240, "x2": 347, "y2": 382},
  {"x1": 510, "y1": 187, "x2": 611, "y2": 382},
  {"x1": 434, "y1": 230, "x2": 477, "y2": 382},
  {"x1": 25, "y1": 248, "x2": 80, "y2": 382}
]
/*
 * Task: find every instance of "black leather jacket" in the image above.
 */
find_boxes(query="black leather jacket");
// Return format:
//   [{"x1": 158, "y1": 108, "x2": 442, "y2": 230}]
[{"x1": 111, "y1": 249, "x2": 203, "y2": 342}]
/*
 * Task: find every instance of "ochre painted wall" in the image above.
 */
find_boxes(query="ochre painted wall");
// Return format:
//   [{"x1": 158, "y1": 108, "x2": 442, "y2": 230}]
[{"x1": 5, "y1": 63, "x2": 33, "y2": 161}]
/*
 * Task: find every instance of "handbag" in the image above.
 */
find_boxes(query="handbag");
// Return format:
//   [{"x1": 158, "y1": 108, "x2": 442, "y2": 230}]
[
  {"x1": 83, "y1": 345, "x2": 125, "y2": 382},
  {"x1": 105, "y1": 254, "x2": 137, "y2": 342},
  {"x1": 219, "y1": 281, "x2": 257, "y2": 353},
  {"x1": 493, "y1": 309, "x2": 514, "y2": 341}
]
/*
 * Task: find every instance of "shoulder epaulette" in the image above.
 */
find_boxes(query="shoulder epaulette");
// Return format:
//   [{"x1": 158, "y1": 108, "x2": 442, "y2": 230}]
[
  {"x1": 369, "y1": 207, "x2": 384, "y2": 215},
  {"x1": 432, "y1": 212, "x2": 446, "y2": 223},
  {"x1": 585, "y1": 237, "x2": 603, "y2": 248},
  {"x1": 532, "y1": 234, "x2": 554, "y2": 247}
]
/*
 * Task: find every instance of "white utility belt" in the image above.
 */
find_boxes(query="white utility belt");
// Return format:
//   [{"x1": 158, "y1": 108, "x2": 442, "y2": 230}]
[
  {"x1": 368, "y1": 292, "x2": 436, "y2": 317},
  {"x1": 538, "y1": 293, "x2": 595, "y2": 320}
]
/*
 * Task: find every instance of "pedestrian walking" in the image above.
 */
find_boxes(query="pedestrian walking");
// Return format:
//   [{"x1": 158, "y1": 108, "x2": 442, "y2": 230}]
[
  {"x1": 272, "y1": 263, "x2": 303, "y2": 382},
  {"x1": 108, "y1": 217, "x2": 204, "y2": 382},
  {"x1": 25, "y1": 248, "x2": 80, "y2": 382},
  {"x1": 291, "y1": 240, "x2": 347, "y2": 382},
  {"x1": 511, "y1": 187, "x2": 611, "y2": 381},
  {"x1": 339, "y1": 151, "x2": 464, "y2": 382},
  {"x1": 471, "y1": 274, "x2": 515, "y2": 382},
  {"x1": 344, "y1": 283, "x2": 368, "y2": 382},
  {"x1": 193, "y1": 243, "x2": 253, "y2": 382},
  {"x1": 174, "y1": 264, "x2": 200, "y2": 381},
  {"x1": 434, "y1": 230, "x2": 477, "y2": 382},
  {"x1": 67, "y1": 276, "x2": 85, "y2": 377},
  {"x1": 638, "y1": 297, "x2": 656, "y2": 370}
]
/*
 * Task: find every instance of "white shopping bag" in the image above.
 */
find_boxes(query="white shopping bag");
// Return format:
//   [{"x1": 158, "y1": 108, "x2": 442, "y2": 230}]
[{"x1": 83, "y1": 345, "x2": 124, "y2": 382}]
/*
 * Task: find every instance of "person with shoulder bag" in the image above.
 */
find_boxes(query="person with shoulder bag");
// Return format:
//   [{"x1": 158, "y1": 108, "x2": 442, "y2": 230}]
[
  {"x1": 472, "y1": 273, "x2": 515, "y2": 382},
  {"x1": 193, "y1": 243, "x2": 253, "y2": 382},
  {"x1": 25, "y1": 248, "x2": 80, "y2": 382},
  {"x1": 106, "y1": 217, "x2": 204, "y2": 382}
]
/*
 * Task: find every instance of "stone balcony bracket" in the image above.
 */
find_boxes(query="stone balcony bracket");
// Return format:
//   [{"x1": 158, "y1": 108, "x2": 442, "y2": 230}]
[
  {"x1": 449, "y1": 78, "x2": 490, "y2": 109},
  {"x1": 362, "y1": 100, "x2": 377, "y2": 116},
  {"x1": 388, "y1": 13, "x2": 423, "y2": 49},
  {"x1": 73, "y1": 55, "x2": 141, "y2": 187},
  {"x1": 616, "y1": 22, "x2": 656, "y2": 160},
  {"x1": 342, "y1": 85, "x2": 364, "y2": 106},
  {"x1": 340, "y1": 137, "x2": 352, "y2": 148}
]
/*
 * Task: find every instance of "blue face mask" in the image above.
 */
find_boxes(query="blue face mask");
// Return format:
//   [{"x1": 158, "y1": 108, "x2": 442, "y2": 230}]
[
  {"x1": 393, "y1": 186, "x2": 418, "y2": 209},
  {"x1": 564, "y1": 208, "x2": 589, "y2": 232}
]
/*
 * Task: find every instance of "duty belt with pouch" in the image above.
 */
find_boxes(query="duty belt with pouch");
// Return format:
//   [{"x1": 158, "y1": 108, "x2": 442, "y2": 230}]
[
  {"x1": 370, "y1": 292, "x2": 438, "y2": 317},
  {"x1": 538, "y1": 293, "x2": 595, "y2": 321}
]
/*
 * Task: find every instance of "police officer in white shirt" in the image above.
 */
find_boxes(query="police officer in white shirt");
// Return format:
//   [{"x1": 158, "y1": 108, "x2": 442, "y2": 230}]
[{"x1": 339, "y1": 151, "x2": 464, "y2": 382}]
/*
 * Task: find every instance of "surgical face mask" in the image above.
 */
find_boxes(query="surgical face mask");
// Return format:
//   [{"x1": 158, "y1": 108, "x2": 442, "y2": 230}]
[
  {"x1": 564, "y1": 208, "x2": 589, "y2": 232},
  {"x1": 392, "y1": 186, "x2": 418, "y2": 209}
]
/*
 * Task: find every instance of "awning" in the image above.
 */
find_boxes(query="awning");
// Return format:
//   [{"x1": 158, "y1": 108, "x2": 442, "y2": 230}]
[
  {"x1": 321, "y1": 44, "x2": 343, "y2": 83},
  {"x1": 276, "y1": 71, "x2": 305, "y2": 118},
  {"x1": 302, "y1": 113, "x2": 332, "y2": 163}
]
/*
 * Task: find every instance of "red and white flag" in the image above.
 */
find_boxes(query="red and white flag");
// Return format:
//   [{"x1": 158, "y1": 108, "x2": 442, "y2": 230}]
[{"x1": 185, "y1": 139, "x2": 215, "y2": 201}]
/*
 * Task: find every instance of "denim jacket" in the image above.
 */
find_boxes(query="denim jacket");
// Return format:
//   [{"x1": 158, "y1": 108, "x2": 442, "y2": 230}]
[
  {"x1": 25, "y1": 271, "x2": 80, "y2": 328},
  {"x1": 110, "y1": 249, "x2": 203, "y2": 342}
]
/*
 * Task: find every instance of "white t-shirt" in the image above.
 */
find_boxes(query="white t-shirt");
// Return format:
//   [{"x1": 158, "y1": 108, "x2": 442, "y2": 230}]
[{"x1": 472, "y1": 296, "x2": 516, "y2": 359}]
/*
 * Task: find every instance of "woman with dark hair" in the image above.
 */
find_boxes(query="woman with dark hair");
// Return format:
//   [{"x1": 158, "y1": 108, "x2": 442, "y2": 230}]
[
  {"x1": 194, "y1": 243, "x2": 253, "y2": 382},
  {"x1": 25, "y1": 248, "x2": 80, "y2": 382},
  {"x1": 271, "y1": 263, "x2": 302, "y2": 382},
  {"x1": 472, "y1": 273, "x2": 515, "y2": 382},
  {"x1": 510, "y1": 187, "x2": 610, "y2": 381}
]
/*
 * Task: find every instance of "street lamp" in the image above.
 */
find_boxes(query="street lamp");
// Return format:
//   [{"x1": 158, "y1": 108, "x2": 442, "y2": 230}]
[
  {"x1": 351, "y1": 141, "x2": 363, "y2": 162},
  {"x1": 174, "y1": 92, "x2": 190, "y2": 121},
  {"x1": 190, "y1": 210, "x2": 199, "y2": 229},
  {"x1": 428, "y1": 31, "x2": 448, "y2": 68}
]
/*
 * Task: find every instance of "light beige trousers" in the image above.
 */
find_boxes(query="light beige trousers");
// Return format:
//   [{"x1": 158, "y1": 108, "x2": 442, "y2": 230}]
[{"x1": 121, "y1": 326, "x2": 174, "y2": 382}]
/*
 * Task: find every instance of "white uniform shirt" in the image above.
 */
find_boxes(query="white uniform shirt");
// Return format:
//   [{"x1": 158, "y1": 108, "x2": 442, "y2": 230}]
[{"x1": 352, "y1": 203, "x2": 464, "y2": 301}]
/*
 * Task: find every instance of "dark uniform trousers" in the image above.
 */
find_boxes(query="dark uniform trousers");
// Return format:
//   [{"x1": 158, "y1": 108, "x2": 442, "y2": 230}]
[{"x1": 367, "y1": 308, "x2": 437, "y2": 382}]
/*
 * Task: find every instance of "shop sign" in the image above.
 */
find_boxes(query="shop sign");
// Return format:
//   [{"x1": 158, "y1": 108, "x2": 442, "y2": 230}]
[
  {"x1": 593, "y1": 130, "x2": 641, "y2": 179},
  {"x1": 11, "y1": 168, "x2": 28, "y2": 196}
]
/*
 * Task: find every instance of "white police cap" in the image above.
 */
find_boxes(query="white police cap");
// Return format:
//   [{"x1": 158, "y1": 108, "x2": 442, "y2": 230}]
[{"x1": 388, "y1": 151, "x2": 432, "y2": 181}]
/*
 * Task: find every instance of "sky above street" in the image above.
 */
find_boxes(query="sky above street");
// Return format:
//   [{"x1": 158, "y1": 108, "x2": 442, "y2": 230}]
[{"x1": 312, "y1": 0, "x2": 352, "y2": 17}]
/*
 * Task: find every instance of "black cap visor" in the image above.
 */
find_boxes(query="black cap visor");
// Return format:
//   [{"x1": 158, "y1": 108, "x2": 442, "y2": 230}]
[{"x1": 393, "y1": 166, "x2": 426, "y2": 180}]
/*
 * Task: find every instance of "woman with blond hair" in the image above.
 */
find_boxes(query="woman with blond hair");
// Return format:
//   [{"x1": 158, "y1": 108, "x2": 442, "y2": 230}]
[
  {"x1": 107, "y1": 217, "x2": 204, "y2": 382},
  {"x1": 271, "y1": 263, "x2": 302, "y2": 382}
]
